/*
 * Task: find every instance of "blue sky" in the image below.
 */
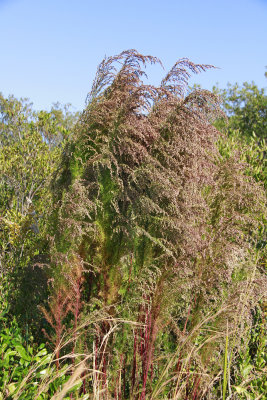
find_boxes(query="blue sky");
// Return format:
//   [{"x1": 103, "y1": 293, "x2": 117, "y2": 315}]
[{"x1": 0, "y1": 0, "x2": 266, "y2": 111}]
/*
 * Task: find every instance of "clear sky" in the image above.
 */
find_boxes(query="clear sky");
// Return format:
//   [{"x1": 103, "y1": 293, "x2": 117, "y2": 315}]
[{"x1": 0, "y1": 0, "x2": 266, "y2": 111}]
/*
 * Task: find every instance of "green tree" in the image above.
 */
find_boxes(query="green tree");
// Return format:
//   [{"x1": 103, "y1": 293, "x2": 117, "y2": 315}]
[
  {"x1": 36, "y1": 102, "x2": 79, "y2": 148},
  {"x1": 213, "y1": 81, "x2": 267, "y2": 140},
  {"x1": 0, "y1": 93, "x2": 78, "y2": 333}
]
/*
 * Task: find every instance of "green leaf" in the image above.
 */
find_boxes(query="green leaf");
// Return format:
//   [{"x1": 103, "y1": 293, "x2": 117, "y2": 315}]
[
  {"x1": 4, "y1": 350, "x2": 16, "y2": 359},
  {"x1": 35, "y1": 348, "x2": 48, "y2": 357},
  {"x1": 233, "y1": 385, "x2": 251, "y2": 397},
  {"x1": 15, "y1": 345, "x2": 31, "y2": 361},
  {"x1": 7, "y1": 383, "x2": 17, "y2": 395},
  {"x1": 241, "y1": 364, "x2": 254, "y2": 379}
]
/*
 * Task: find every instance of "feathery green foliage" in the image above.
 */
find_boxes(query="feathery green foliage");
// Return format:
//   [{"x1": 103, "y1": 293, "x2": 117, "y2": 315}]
[{"x1": 44, "y1": 50, "x2": 266, "y2": 398}]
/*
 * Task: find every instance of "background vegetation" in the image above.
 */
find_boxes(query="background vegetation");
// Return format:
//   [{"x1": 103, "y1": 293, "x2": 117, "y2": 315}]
[{"x1": 0, "y1": 50, "x2": 266, "y2": 399}]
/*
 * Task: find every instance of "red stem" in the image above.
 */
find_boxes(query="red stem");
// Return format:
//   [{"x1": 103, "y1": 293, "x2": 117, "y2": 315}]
[
  {"x1": 185, "y1": 363, "x2": 190, "y2": 400},
  {"x1": 192, "y1": 376, "x2": 201, "y2": 400},
  {"x1": 140, "y1": 306, "x2": 157, "y2": 400},
  {"x1": 131, "y1": 331, "x2": 137, "y2": 391}
]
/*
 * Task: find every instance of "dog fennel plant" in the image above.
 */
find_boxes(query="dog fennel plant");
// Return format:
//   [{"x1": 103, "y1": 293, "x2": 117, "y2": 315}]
[{"x1": 14, "y1": 50, "x2": 267, "y2": 399}]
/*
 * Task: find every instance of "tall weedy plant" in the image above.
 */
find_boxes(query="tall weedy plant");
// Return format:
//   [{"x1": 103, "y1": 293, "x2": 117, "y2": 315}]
[{"x1": 44, "y1": 50, "x2": 266, "y2": 398}]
